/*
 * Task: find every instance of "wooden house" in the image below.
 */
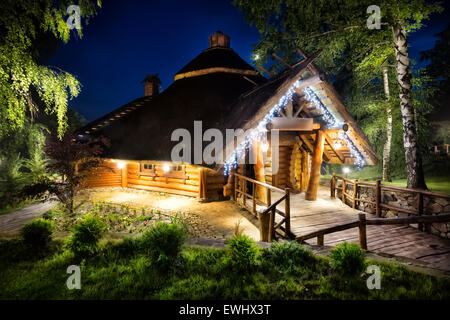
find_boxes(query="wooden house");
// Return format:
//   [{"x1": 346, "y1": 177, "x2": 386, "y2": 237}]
[{"x1": 77, "y1": 31, "x2": 377, "y2": 201}]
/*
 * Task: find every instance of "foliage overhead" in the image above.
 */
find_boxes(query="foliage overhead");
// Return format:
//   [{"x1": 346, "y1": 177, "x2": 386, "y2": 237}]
[{"x1": 0, "y1": 0, "x2": 101, "y2": 139}]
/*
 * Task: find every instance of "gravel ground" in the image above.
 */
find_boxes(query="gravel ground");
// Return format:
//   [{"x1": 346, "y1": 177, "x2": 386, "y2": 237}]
[{"x1": 76, "y1": 187, "x2": 260, "y2": 240}]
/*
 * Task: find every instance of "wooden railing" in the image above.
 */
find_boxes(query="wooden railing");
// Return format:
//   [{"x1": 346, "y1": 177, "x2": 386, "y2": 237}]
[
  {"x1": 296, "y1": 212, "x2": 450, "y2": 250},
  {"x1": 233, "y1": 172, "x2": 291, "y2": 241},
  {"x1": 330, "y1": 173, "x2": 450, "y2": 232}
]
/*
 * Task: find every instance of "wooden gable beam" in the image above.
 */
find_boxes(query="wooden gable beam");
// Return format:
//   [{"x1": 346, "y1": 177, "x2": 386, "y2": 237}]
[
  {"x1": 272, "y1": 53, "x2": 293, "y2": 69},
  {"x1": 323, "y1": 130, "x2": 345, "y2": 164}
]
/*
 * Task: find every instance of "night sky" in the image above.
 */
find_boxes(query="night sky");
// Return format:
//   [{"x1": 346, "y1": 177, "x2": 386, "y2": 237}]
[{"x1": 47, "y1": 0, "x2": 450, "y2": 123}]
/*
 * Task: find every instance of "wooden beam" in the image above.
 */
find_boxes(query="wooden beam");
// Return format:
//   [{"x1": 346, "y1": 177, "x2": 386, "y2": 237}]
[
  {"x1": 256, "y1": 66, "x2": 273, "y2": 78},
  {"x1": 272, "y1": 53, "x2": 292, "y2": 69},
  {"x1": 305, "y1": 130, "x2": 325, "y2": 201},
  {"x1": 323, "y1": 130, "x2": 345, "y2": 163},
  {"x1": 285, "y1": 100, "x2": 293, "y2": 118},
  {"x1": 293, "y1": 100, "x2": 307, "y2": 118},
  {"x1": 298, "y1": 135, "x2": 314, "y2": 153}
]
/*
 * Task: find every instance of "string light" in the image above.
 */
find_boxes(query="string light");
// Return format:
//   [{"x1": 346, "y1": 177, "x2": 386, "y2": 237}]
[
  {"x1": 223, "y1": 78, "x2": 366, "y2": 175},
  {"x1": 339, "y1": 131, "x2": 365, "y2": 169},
  {"x1": 303, "y1": 87, "x2": 343, "y2": 129}
]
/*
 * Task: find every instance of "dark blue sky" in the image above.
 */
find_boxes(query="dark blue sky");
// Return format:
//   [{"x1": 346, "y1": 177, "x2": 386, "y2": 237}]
[{"x1": 47, "y1": 0, "x2": 449, "y2": 122}]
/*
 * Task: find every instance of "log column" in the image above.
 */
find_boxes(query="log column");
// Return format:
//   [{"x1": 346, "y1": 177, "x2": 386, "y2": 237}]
[
  {"x1": 253, "y1": 141, "x2": 267, "y2": 203},
  {"x1": 305, "y1": 130, "x2": 325, "y2": 201},
  {"x1": 121, "y1": 163, "x2": 128, "y2": 188}
]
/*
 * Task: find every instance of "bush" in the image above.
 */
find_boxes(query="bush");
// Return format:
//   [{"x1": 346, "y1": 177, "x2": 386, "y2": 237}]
[
  {"x1": 21, "y1": 219, "x2": 54, "y2": 247},
  {"x1": 225, "y1": 235, "x2": 260, "y2": 272},
  {"x1": 65, "y1": 215, "x2": 106, "y2": 256},
  {"x1": 262, "y1": 241, "x2": 314, "y2": 271},
  {"x1": 139, "y1": 222, "x2": 187, "y2": 269},
  {"x1": 329, "y1": 242, "x2": 366, "y2": 276}
]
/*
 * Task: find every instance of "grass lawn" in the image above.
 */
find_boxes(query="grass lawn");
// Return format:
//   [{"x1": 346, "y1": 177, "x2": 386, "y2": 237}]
[
  {"x1": 321, "y1": 175, "x2": 450, "y2": 195},
  {"x1": 1, "y1": 236, "x2": 449, "y2": 300}
]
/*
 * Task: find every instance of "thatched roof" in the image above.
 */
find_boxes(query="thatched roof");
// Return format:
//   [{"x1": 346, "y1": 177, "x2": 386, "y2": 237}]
[
  {"x1": 77, "y1": 43, "x2": 266, "y2": 160},
  {"x1": 78, "y1": 32, "x2": 377, "y2": 166}
]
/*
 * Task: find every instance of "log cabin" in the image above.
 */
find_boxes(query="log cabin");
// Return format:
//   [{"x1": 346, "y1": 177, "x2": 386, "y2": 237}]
[{"x1": 76, "y1": 31, "x2": 377, "y2": 201}]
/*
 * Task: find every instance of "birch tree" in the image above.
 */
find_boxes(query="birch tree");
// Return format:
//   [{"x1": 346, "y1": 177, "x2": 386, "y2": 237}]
[{"x1": 234, "y1": 0, "x2": 442, "y2": 189}]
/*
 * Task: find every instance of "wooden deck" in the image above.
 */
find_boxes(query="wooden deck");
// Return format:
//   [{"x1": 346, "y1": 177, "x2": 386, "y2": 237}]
[{"x1": 267, "y1": 185, "x2": 450, "y2": 271}]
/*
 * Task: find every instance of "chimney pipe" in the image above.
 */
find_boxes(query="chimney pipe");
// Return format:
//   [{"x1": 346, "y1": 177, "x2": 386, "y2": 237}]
[
  {"x1": 208, "y1": 30, "x2": 230, "y2": 48},
  {"x1": 142, "y1": 74, "x2": 161, "y2": 97}
]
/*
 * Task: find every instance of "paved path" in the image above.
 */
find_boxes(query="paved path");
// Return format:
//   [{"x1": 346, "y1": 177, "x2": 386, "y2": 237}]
[{"x1": 0, "y1": 201, "x2": 58, "y2": 233}]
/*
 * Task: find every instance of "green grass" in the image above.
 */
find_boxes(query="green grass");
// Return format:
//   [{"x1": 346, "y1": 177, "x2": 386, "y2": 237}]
[
  {"x1": 1, "y1": 237, "x2": 449, "y2": 300},
  {"x1": 322, "y1": 175, "x2": 450, "y2": 195}
]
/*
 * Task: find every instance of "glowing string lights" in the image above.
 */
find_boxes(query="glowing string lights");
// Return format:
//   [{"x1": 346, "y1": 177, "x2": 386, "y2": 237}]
[{"x1": 223, "y1": 77, "x2": 366, "y2": 175}]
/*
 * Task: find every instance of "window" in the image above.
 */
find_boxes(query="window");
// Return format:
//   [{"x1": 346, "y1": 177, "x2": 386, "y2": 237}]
[{"x1": 139, "y1": 163, "x2": 155, "y2": 176}]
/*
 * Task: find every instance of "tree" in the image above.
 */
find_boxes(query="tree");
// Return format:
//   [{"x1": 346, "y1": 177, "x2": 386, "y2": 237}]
[
  {"x1": 0, "y1": 0, "x2": 101, "y2": 139},
  {"x1": 23, "y1": 133, "x2": 110, "y2": 215},
  {"x1": 234, "y1": 0, "x2": 442, "y2": 189},
  {"x1": 45, "y1": 133, "x2": 110, "y2": 214}
]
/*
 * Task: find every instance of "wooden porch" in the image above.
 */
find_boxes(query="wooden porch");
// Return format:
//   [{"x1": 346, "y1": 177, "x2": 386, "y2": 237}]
[
  {"x1": 287, "y1": 187, "x2": 450, "y2": 272},
  {"x1": 234, "y1": 175, "x2": 450, "y2": 271}
]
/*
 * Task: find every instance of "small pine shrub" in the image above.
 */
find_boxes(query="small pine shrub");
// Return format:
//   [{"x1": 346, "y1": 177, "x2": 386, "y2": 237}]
[
  {"x1": 263, "y1": 241, "x2": 314, "y2": 271},
  {"x1": 65, "y1": 215, "x2": 106, "y2": 256},
  {"x1": 225, "y1": 235, "x2": 260, "y2": 272},
  {"x1": 139, "y1": 222, "x2": 188, "y2": 269},
  {"x1": 21, "y1": 219, "x2": 54, "y2": 247},
  {"x1": 329, "y1": 242, "x2": 366, "y2": 276}
]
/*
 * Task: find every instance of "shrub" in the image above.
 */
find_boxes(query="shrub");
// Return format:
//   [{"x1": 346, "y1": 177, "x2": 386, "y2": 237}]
[
  {"x1": 329, "y1": 242, "x2": 366, "y2": 276},
  {"x1": 225, "y1": 235, "x2": 260, "y2": 272},
  {"x1": 262, "y1": 241, "x2": 314, "y2": 271},
  {"x1": 139, "y1": 222, "x2": 187, "y2": 269},
  {"x1": 21, "y1": 219, "x2": 54, "y2": 247},
  {"x1": 65, "y1": 215, "x2": 106, "y2": 256}
]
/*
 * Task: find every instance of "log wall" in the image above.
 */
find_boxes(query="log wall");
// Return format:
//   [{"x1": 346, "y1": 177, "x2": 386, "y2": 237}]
[
  {"x1": 83, "y1": 161, "x2": 122, "y2": 188},
  {"x1": 83, "y1": 159, "x2": 226, "y2": 199}
]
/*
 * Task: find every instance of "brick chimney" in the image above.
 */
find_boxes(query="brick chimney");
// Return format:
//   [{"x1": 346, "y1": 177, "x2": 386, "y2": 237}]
[
  {"x1": 142, "y1": 74, "x2": 161, "y2": 97},
  {"x1": 208, "y1": 31, "x2": 230, "y2": 48}
]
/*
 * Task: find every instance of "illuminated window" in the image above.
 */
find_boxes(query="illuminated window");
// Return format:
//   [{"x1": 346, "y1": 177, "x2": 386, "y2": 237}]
[{"x1": 140, "y1": 163, "x2": 155, "y2": 176}]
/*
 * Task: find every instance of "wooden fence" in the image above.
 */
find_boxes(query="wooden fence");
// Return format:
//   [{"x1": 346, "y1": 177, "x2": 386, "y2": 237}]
[
  {"x1": 330, "y1": 173, "x2": 450, "y2": 232},
  {"x1": 233, "y1": 173, "x2": 291, "y2": 241},
  {"x1": 296, "y1": 212, "x2": 450, "y2": 250}
]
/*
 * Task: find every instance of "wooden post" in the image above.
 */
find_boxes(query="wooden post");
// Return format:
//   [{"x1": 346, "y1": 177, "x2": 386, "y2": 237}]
[
  {"x1": 317, "y1": 234, "x2": 324, "y2": 246},
  {"x1": 252, "y1": 184, "x2": 256, "y2": 214},
  {"x1": 267, "y1": 188, "x2": 271, "y2": 207},
  {"x1": 258, "y1": 211, "x2": 270, "y2": 242},
  {"x1": 268, "y1": 207, "x2": 276, "y2": 242},
  {"x1": 353, "y1": 179, "x2": 358, "y2": 208},
  {"x1": 331, "y1": 173, "x2": 336, "y2": 198},
  {"x1": 342, "y1": 179, "x2": 346, "y2": 203},
  {"x1": 242, "y1": 179, "x2": 247, "y2": 207},
  {"x1": 375, "y1": 179, "x2": 381, "y2": 217},
  {"x1": 234, "y1": 173, "x2": 238, "y2": 201},
  {"x1": 285, "y1": 188, "x2": 291, "y2": 235},
  {"x1": 417, "y1": 192, "x2": 424, "y2": 232},
  {"x1": 305, "y1": 130, "x2": 325, "y2": 201},
  {"x1": 254, "y1": 141, "x2": 267, "y2": 203},
  {"x1": 121, "y1": 163, "x2": 128, "y2": 188},
  {"x1": 358, "y1": 212, "x2": 367, "y2": 250}
]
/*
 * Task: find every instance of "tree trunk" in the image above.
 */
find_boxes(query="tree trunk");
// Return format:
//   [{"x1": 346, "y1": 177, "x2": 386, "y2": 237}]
[
  {"x1": 392, "y1": 24, "x2": 427, "y2": 189},
  {"x1": 382, "y1": 66, "x2": 392, "y2": 182}
]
